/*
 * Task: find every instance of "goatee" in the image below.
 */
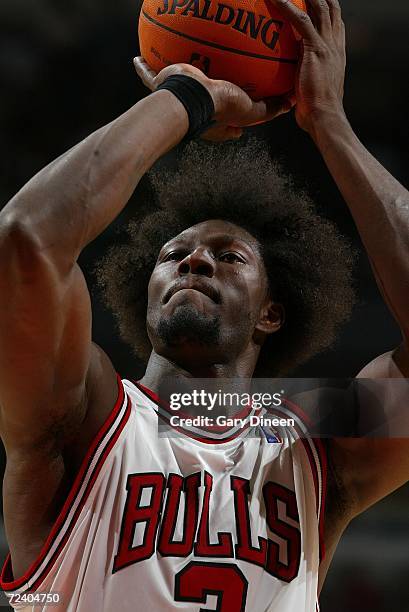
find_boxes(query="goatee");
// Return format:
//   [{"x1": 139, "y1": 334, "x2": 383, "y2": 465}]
[{"x1": 157, "y1": 304, "x2": 221, "y2": 347}]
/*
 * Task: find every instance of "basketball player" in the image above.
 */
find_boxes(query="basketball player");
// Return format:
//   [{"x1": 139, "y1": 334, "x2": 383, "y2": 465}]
[{"x1": 0, "y1": 0, "x2": 408, "y2": 610}]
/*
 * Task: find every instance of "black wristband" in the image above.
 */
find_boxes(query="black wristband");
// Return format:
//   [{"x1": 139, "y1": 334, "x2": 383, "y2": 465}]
[{"x1": 156, "y1": 74, "x2": 216, "y2": 141}]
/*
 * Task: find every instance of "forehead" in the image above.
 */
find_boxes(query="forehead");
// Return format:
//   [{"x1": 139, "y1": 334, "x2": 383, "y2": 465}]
[{"x1": 163, "y1": 219, "x2": 260, "y2": 250}]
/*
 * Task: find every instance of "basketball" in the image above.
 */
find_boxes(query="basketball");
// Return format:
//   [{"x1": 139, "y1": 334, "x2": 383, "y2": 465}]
[{"x1": 138, "y1": 0, "x2": 306, "y2": 100}]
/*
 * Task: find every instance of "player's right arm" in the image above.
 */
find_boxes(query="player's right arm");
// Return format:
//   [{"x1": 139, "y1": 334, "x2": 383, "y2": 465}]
[{"x1": 0, "y1": 90, "x2": 188, "y2": 455}]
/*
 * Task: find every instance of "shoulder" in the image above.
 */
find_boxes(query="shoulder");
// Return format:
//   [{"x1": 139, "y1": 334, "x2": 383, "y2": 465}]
[{"x1": 357, "y1": 344, "x2": 409, "y2": 378}]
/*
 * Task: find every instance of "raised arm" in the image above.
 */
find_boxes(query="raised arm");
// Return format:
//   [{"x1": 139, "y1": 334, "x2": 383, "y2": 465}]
[
  {"x1": 269, "y1": 0, "x2": 409, "y2": 519},
  {"x1": 270, "y1": 0, "x2": 409, "y2": 370},
  {"x1": 0, "y1": 89, "x2": 187, "y2": 453}
]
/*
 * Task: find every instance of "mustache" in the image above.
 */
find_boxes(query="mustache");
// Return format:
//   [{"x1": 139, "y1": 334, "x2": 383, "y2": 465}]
[{"x1": 163, "y1": 278, "x2": 221, "y2": 305}]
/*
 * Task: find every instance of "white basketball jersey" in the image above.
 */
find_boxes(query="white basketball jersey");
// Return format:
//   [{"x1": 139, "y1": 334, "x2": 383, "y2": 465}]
[{"x1": 0, "y1": 377, "x2": 326, "y2": 612}]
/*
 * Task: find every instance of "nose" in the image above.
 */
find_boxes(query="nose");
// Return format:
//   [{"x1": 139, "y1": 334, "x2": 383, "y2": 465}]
[{"x1": 177, "y1": 247, "x2": 215, "y2": 278}]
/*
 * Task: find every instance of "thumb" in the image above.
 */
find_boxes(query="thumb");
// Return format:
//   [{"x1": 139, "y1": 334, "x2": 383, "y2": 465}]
[
  {"x1": 244, "y1": 94, "x2": 296, "y2": 127},
  {"x1": 264, "y1": 93, "x2": 296, "y2": 119},
  {"x1": 202, "y1": 125, "x2": 244, "y2": 142}
]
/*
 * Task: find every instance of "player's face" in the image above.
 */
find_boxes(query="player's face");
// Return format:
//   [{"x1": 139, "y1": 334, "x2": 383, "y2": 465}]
[{"x1": 146, "y1": 219, "x2": 281, "y2": 369}]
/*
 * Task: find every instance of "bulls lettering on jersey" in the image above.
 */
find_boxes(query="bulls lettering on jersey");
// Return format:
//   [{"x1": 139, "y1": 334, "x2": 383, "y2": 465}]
[
  {"x1": 0, "y1": 378, "x2": 326, "y2": 612},
  {"x1": 113, "y1": 471, "x2": 301, "y2": 582}
]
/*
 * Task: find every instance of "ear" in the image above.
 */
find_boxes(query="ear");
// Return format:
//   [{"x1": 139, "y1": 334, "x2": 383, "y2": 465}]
[{"x1": 253, "y1": 298, "x2": 285, "y2": 343}]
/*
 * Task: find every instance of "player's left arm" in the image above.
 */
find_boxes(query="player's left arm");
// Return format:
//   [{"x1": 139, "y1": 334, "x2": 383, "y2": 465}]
[
  {"x1": 270, "y1": 0, "x2": 409, "y2": 516},
  {"x1": 329, "y1": 353, "x2": 409, "y2": 518}
]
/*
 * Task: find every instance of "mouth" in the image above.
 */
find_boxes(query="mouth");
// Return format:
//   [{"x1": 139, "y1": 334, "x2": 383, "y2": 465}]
[{"x1": 163, "y1": 281, "x2": 221, "y2": 305}]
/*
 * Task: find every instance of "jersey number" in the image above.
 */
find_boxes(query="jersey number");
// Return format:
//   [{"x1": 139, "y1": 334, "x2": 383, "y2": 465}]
[{"x1": 175, "y1": 561, "x2": 248, "y2": 611}]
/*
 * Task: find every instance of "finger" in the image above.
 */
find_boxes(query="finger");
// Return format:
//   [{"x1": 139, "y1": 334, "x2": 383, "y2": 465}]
[
  {"x1": 201, "y1": 126, "x2": 243, "y2": 142},
  {"x1": 232, "y1": 96, "x2": 294, "y2": 128},
  {"x1": 325, "y1": 0, "x2": 343, "y2": 28},
  {"x1": 306, "y1": 0, "x2": 332, "y2": 38},
  {"x1": 133, "y1": 57, "x2": 157, "y2": 90},
  {"x1": 224, "y1": 127, "x2": 244, "y2": 140},
  {"x1": 268, "y1": 0, "x2": 318, "y2": 42}
]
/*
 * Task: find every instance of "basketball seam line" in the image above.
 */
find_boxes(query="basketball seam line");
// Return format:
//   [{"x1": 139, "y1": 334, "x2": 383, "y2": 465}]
[{"x1": 141, "y1": 10, "x2": 298, "y2": 64}]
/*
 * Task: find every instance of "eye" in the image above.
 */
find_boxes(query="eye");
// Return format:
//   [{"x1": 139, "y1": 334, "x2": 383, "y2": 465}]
[
  {"x1": 218, "y1": 252, "x2": 246, "y2": 264},
  {"x1": 162, "y1": 250, "x2": 188, "y2": 262}
]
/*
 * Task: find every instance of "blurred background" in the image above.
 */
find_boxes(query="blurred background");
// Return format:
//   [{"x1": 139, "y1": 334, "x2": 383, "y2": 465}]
[{"x1": 0, "y1": 0, "x2": 409, "y2": 609}]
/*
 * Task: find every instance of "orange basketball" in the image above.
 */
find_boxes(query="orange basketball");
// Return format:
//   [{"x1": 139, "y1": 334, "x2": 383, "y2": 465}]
[{"x1": 138, "y1": 0, "x2": 306, "y2": 100}]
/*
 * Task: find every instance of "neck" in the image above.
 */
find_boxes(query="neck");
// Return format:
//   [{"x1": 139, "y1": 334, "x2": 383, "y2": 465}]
[{"x1": 139, "y1": 346, "x2": 259, "y2": 396}]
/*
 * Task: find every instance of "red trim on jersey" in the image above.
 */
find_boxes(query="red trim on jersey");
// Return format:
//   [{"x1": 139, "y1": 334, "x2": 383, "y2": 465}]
[
  {"x1": 0, "y1": 375, "x2": 131, "y2": 593},
  {"x1": 313, "y1": 437, "x2": 327, "y2": 562},
  {"x1": 300, "y1": 438, "x2": 319, "y2": 507},
  {"x1": 270, "y1": 402, "x2": 327, "y2": 562},
  {"x1": 298, "y1": 437, "x2": 326, "y2": 562},
  {"x1": 135, "y1": 381, "x2": 254, "y2": 444},
  {"x1": 281, "y1": 394, "x2": 328, "y2": 558},
  {"x1": 267, "y1": 405, "x2": 320, "y2": 503}
]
